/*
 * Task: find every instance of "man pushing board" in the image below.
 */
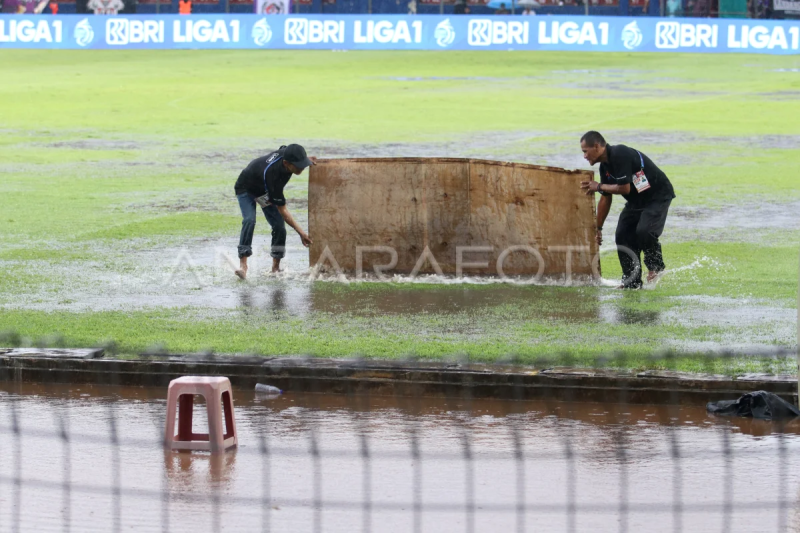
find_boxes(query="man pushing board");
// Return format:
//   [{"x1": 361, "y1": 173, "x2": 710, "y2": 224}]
[
  {"x1": 579, "y1": 131, "x2": 676, "y2": 289},
  {"x1": 233, "y1": 144, "x2": 315, "y2": 279}
]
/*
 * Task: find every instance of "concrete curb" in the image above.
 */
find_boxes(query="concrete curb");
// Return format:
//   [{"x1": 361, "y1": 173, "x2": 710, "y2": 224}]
[{"x1": 0, "y1": 348, "x2": 796, "y2": 406}]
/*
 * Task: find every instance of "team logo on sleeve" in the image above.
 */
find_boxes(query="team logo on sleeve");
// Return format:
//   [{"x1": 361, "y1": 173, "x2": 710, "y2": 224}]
[
  {"x1": 434, "y1": 19, "x2": 456, "y2": 48},
  {"x1": 621, "y1": 21, "x2": 643, "y2": 50},
  {"x1": 252, "y1": 18, "x2": 273, "y2": 46},
  {"x1": 74, "y1": 18, "x2": 95, "y2": 47}
]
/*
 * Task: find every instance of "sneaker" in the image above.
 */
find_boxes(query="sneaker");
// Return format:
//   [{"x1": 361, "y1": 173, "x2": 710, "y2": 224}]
[{"x1": 618, "y1": 279, "x2": 643, "y2": 289}]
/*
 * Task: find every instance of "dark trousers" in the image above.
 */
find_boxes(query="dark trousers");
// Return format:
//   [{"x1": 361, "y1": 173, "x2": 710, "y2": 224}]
[
  {"x1": 237, "y1": 192, "x2": 286, "y2": 260},
  {"x1": 615, "y1": 199, "x2": 672, "y2": 288}
]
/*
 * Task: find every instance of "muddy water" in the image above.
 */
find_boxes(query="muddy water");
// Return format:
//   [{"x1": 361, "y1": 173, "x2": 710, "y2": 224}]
[
  {"x1": 1, "y1": 382, "x2": 800, "y2": 532},
  {"x1": 14, "y1": 244, "x2": 793, "y2": 346},
  {"x1": 2, "y1": 131, "x2": 798, "y2": 353}
]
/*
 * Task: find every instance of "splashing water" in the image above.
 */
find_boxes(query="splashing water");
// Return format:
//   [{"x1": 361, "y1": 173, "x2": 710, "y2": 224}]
[
  {"x1": 263, "y1": 267, "x2": 601, "y2": 287},
  {"x1": 642, "y1": 256, "x2": 723, "y2": 290},
  {"x1": 261, "y1": 256, "x2": 722, "y2": 288},
  {"x1": 665, "y1": 256, "x2": 723, "y2": 275}
]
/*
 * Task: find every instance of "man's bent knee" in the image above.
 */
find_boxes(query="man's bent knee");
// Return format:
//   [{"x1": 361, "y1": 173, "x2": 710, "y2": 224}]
[
  {"x1": 636, "y1": 228, "x2": 657, "y2": 247},
  {"x1": 615, "y1": 227, "x2": 635, "y2": 246}
]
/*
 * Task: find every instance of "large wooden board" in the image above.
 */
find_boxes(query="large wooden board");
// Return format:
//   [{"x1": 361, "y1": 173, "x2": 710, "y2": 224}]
[{"x1": 308, "y1": 158, "x2": 598, "y2": 278}]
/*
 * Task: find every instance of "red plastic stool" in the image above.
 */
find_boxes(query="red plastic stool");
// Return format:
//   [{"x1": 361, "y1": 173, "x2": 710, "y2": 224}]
[{"x1": 164, "y1": 376, "x2": 238, "y2": 453}]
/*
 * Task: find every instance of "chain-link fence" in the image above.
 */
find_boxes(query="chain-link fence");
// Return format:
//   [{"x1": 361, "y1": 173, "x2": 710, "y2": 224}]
[{"x1": 0, "y1": 346, "x2": 799, "y2": 532}]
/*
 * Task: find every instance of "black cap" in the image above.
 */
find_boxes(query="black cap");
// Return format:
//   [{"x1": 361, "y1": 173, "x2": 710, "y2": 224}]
[{"x1": 283, "y1": 144, "x2": 312, "y2": 170}]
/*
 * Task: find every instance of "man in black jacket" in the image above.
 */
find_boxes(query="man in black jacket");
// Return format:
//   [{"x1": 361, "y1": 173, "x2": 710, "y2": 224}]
[
  {"x1": 234, "y1": 144, "x2": 314, "y2": 279},
  {"x1": 579, "y1": 131, "x2": 676, "y2": 289}
]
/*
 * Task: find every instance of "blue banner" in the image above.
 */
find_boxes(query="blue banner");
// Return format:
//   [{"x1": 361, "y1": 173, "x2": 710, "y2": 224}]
[{"x1": 0, "y1": 14, "x2": 798, "y2": 54}]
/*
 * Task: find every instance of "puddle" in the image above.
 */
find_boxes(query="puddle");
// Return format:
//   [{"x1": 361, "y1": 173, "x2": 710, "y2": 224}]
[
  {"x1": 758, "y1": 91, "x2": 800, "y2": 100},
  {"x1": 556, "y1": 82, "x2": 725, "y2": 99},
  {"x1": 599, "y1": 201, "x2": 800, "y2": 244},
  {"x1": 12, "y1": 129, "x2": 800, "y2": 181},
  {"x1": 2, "y1": 130, "x2": 798, "y2": 350},
  {"x1": 305, "y1": 284, "x2": 600, "y2": 320},
  {"x1": 304, "y1": 130, "x2": 800, "y2": 170},
  {"x1": 599, "y1": 130, "x2": 800, "y2": 152},
  {"x1": 547, "y1": 72, "x2": 726, "y2": 99},
  {"x1": 127, "y1": 195, "x2": 307, "y2": 215},
  {"x1": 310, "y1": 130, "x2": 561, "y2": 163},
  {"x1": 373, "y1": 76, "x2": 529, "y2": 82},
  {"x1": 1, "y1": 382, "x2": 799, "y2": 532},
  {"x1": 127, "y1": 190, "x2": 241, "y2": 214},
  {"x1": 2, "y1": 235, "x2": 796, "y2": 348},
  {"x1": 550, "y1": 69, "x2": 654, "y2": 75},
  {"x1": 45, "y1": 139, "x2": 149, "y2": 150},
  {"x1": 665, "y1": 295, "x2": 797, "y2": 329},
  {"x1": 0, "y1": 241, "x2": 602, "y2": 316},
  {"x1": 672, "y1": 202, "x2": 800, "y2": 230}
]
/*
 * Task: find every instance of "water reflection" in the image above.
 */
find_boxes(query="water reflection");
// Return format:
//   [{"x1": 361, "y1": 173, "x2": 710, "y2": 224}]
[
  {"x1": 269, "y1": 288, "x2": 287, "y2": 313},
  {"x1": 238, "y1": 288, "x2": 254, "y2": 312},
  {"x1": 163, "y1": 449, "x2": 237, "y2": 488},
  {"x1": 2, "y1": 382, "x2": 800, "y2": 532},
  {"x1": 5, "y1": 382, "x2": 799, "y2": 439},
  {"x1": 616, "y1": 307, "x2": 661, "y2": 325},
  {"x1": 233, "y1": 282, "x2": 605, "y2": 322},
  {"x1": 307, "y1": 284, "x2": 602, "y2": 320},
  {"x1": 246, "y1": 391, "x2": 800, "y2": 440},
  {"x1": 600, "y1": 305, "x2": 663, "y2": 326},
  {"x1": 236, "y1": 285, "x2": 309, "y2": 315}
]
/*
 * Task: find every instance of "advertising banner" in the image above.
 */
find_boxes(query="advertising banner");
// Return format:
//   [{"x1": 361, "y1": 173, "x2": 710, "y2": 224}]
[
  {"x1": 775, "y1": 0, "x2": 800, "y2": 14},
  {"x1": 255, "y1": 0, "x2": 290, "y2": 14},
  {"x1": 0, "y1": 14, "x2": 798, "y2": 54}
]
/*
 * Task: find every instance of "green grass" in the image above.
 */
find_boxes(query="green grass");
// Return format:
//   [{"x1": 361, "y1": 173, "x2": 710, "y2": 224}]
[
  {"x1": 600, "y1": 242, "x2": 799, "y2": 302},
  {"x1": 0, "y1": 307, "x2": 793, "y2": 375},
  {"x1": 0, "y1": 49, "x2": 798, "y2": 368},
  {"x1": 77, "y1": 213, "x2": 235, "y2": 240},
  {"x1": 3, "y1": 51, "x2": 800, "y2": 139}
]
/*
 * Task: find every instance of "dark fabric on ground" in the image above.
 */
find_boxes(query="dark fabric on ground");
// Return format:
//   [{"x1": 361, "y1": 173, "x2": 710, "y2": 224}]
[{"x1": 707, "y1": 391, "x2": 800, "y2": 420}]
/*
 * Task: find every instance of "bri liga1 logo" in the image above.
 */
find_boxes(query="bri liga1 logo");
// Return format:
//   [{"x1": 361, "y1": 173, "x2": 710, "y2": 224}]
[
  {"x1": 252, "y1": 18, "x2": 273, "y2": 46},
  {"x1": 434, "y1": 19, "x2": 455, "y2": 48},
  {"x1": 621, "y1": 21, "x2": 643, "y2": 50},
  {"x1": 74, "y1": 18, "x2": 95, "y2": 47}
]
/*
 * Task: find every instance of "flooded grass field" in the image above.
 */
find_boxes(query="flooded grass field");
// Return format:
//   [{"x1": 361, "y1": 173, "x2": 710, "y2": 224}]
[
  {"x1": 0, "y1": 50, "x2": 798, "y2": 360},
  {"x1": 2, "y1": 382, "x2": 800, "y2": 532}
]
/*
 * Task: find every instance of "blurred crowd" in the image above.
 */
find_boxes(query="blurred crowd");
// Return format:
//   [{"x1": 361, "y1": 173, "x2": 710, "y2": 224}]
[{"x1": 0, "y1": 0, "x2": 191, "y2": 13}]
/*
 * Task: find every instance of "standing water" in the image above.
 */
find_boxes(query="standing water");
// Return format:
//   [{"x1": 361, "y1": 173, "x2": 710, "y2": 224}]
[{"x1": 0, "y1": 382, "x2": 799, "y2": 532}]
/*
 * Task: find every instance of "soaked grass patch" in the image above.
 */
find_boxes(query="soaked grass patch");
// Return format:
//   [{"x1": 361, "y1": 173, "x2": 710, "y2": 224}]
[
  {"x1": 598, "y1": 241, "x2": 798, "y2": 303},
  {"x1": 0, "y1": 308, "x2": 793, "y2": 374},
  {"x1": 0, "y1": 147, "x2": 139, "y2": 165},
  {"x1": 0, "y1": 50, "x2": 798, "y2": 361},
  {"x1": 0, "y1": 247, "x2": 89, "y2": 262},
  {"x1": 77, "y1": 212, "x2": 235, "y2": 241}
]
